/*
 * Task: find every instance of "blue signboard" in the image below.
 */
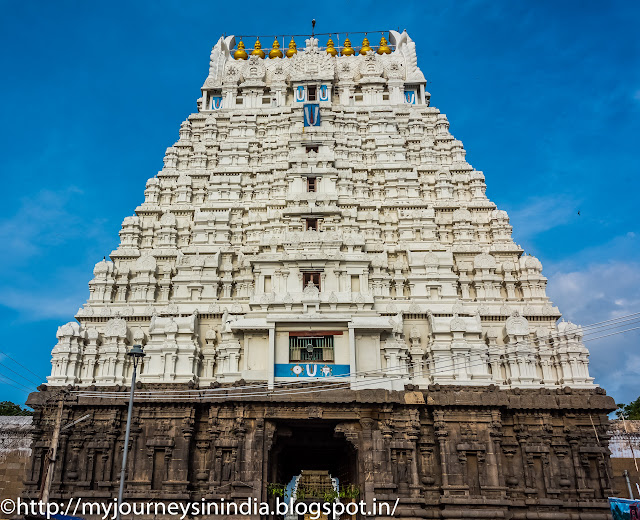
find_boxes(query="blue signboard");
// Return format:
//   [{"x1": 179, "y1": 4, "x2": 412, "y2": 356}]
[
  {"x1": 609, "y1": 497, "x2": 640, "y2": 519},
  {"x1": 275, "y1": 363, "x2": 350, "y2": 378}
]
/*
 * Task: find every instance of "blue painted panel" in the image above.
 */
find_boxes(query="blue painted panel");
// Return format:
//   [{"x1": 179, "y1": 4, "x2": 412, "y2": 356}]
[
  {"x1": 275, "y1": 363, "x2": 350, "y2": 378},
  {"x1": 405, "y1": 90, "x2": 416, "y2": 104},
  {"x1": 211, "y1": 96, "x2": 223, "y2": 110},
  {"x1": 303, "y1": 104, "x2": 320, "y2": 126}
]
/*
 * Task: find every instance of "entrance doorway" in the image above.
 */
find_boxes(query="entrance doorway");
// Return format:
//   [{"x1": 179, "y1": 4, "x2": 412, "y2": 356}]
[{"x1": 268, "y1": 420, "x2": 359, "y2": 517}]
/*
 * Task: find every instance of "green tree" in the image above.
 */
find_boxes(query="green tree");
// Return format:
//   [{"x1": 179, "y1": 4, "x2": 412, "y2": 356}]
[
  {"x1": 0, "y1": 401, "x2": 33, "y2": 416},
  {"x1": 616, "y1": 397, "x2": 640, "y2": 420}
]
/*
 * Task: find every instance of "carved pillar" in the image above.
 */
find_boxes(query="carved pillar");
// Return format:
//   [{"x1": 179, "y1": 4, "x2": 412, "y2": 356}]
[
  {"x1": 569, "y1": 435, "x2": 587, "y2": 494},
  {"x1": 434, "y1": 412, "x2": 449, "y2": 489},
  {"x1": 53, "y1": 431, "x2": 70, "y2": 487},
  {"x1": 30, "y1": 447, "x2": 44, "y2": 487},
  {"x1": 489, "y1": 412, "x2": 505, "y2": 491},
  {"x1": 100, "y1": 452, "x2": 109, "y2": 484},
  {"x1": 360, "y1": 418, "x2": 375, "y2": 501},
  {"x1": 84, "y1": 447, "x2": 95, "y2": 484},
  {"x1": 196, "y1": 441, "x2": 210, "y2": 482},
  {"x1": 66, "y1": 440, "x2": 82, "y2": 481},
  {"x1": 164, "y1": 447, "x2": 173, "y2": 486},
  {"x1": 418, "y1": 441, "x2": 437, "y2": 486}
]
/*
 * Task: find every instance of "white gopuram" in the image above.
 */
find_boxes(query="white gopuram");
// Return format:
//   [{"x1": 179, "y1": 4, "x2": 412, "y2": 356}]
[{"x1": 48, "y1": 31, "x2": 594, "y2": 392}]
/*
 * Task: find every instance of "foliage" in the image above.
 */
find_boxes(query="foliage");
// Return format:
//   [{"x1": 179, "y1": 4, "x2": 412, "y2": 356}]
[
  {"x1": 0, "y1": 401, "x2": 33, "y2": 416},
  {"x1": 266, "y1": 482, "x2": 287, "y2": 499},
  {"x1": 616, "y1": 397, "x2": 640, "y2": 420},
  {"x1": 266, "y1": 482, "x2": 360, "y2": 503}
]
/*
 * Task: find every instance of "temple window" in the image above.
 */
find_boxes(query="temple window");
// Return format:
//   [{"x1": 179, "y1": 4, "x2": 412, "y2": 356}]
[
  {"x1": 289, "y1": 334, "x2": 334, "y2": 362},
  {"x1": 306, "y1": 145, "x2": 319, "y2": 154},
  {"x1": 307, "y1": 177, "x2": 317, "y2": 192},
  {"x1": 303, "y1": 271, "x2": 321, "y2": 289},
  {"x1": 308, "y1": 85, "x2": 317, "y2": 101},
  {"x1": 305, "y1": 218, "x2": 319, "y2": 231}
]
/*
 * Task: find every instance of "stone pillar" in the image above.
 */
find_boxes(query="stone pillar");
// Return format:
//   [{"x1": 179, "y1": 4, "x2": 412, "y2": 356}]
[
  {"x1": 268, "y1": 326, "x2": 275, "y2": 389},
  {"x1": 434, "y1": 413, "x2": 449, "y2": 490},
  {"x1": 348, "y1": 325, "x2": 356, "y2": 383}
]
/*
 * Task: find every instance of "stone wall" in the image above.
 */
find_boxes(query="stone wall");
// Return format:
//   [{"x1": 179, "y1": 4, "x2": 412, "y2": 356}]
[
  {"x1": 25, "y1": 386, "x2": 616, "y2": 520},
  {"x1": 608, "y1": 419, "x2": 640, "y2": 500},
  {"x1": 0, "y1": 416, "x2": 33, "y2": 505}
]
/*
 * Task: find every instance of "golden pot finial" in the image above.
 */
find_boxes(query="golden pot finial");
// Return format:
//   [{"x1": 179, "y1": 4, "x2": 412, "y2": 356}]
[
  {"x1": 251, "y1": 38, "x2": 266, "y2": 58},
  {"x1": 360, "y1": 36, "x2": 372, "y2": 55},
  {"x1": 285, "y1": 37, "x2": 298, "y2": 58},
  {"x1": 269, "y1": 38, "x2": 283, "y2": 59},
  {"x1": 341, "y1": 37, "x2": 355, "y2": 56},
  {"x1": 377, "y1": 36, "x2": 391, "y2": 55},
  {"x1": 234, "y1": 40, "x2": 248, "y2": 60},
  {"x1": 326, "y1": 37, "x2": 338, "y2": 57}
]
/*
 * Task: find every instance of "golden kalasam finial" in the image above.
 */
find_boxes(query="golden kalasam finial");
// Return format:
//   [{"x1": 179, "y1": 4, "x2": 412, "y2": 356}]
[
  {"x1": 326, "y1": 37, "x2": 338, "y2": 57},
  {"x1": 377, "y1": 36, "x2": 391, "y2": 54},
  {"x1": 269, "y1": 38, "x2": 283, "y2": 59},
  {"x1": 341, "y1": 37, "x2": 355, "y2": 56},
  {"x1": 234, "y1": 40, "x2": 248, "y2": 60},
  {"x1": 360, "y1": 36, "x2": 372, "y2": 55},
  {"x1": 251, "y1": 38, "x2": 265, "y2": 58},
  {"x1": 285, "y1": 37, "x2": 298, "y2": 58}
]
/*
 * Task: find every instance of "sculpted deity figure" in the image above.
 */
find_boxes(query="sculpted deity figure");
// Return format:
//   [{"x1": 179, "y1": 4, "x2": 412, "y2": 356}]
[{"x1": 221, "y1": 310, "x2": 233, "y2": 334}]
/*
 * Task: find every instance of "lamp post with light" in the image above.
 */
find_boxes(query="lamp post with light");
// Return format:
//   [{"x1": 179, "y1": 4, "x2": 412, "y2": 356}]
[{"x1": 116, "y1": 344, "x2": 145, "y2": 520}]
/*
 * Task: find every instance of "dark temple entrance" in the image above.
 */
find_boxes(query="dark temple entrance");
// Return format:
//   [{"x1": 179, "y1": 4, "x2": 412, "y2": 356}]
[{"x1": 268, "y1": 420, "x2": 359, "y2": 494}]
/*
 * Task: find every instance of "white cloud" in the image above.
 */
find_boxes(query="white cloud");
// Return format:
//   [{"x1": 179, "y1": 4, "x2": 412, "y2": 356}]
[
  {"x1": 547, "y1": 261, "x2": 640, "y2": 323},
  {"x1": 0, "y1": 288, "x2": 85, "y2": 322},
  {"x1": 546, "y1": 261, "x2": 640, "y2": 405},
  {"x1": 0, "y1": 187, "x2": 85, "y2": 263},
  {"x1": 506, "y1": 195, "x2": 579, "y2": 241},
  {"x1": 0, "y1": 186, "x2": 110, "y2": 321}
]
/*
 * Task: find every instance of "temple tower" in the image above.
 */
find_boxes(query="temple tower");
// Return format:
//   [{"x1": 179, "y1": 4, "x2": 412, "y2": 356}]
[{"x1": 26, "y1": 31, "x2": 616, "y2": 519}]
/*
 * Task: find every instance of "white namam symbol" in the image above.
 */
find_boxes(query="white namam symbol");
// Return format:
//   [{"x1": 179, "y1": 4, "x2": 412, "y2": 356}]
[
  {"x1": 320, "y1": 365, "x2": 332, "y2": 377},
  {"x1": 290, "y1": 364, "x2": 304, "y2": 377}
]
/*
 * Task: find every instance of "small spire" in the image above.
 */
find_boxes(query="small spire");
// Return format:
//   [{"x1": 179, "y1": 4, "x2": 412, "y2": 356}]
[
  {"x1": 341, "y1": 37, "x2": 355, "y2": 56},
  {"x1": 360, "y1": 36, "x2": 372, "y2": 55},
  {"x1": 285, "y1": 37, "x2": 298, "y2": 58},
  {"x1": 377, "y1": 36, "x2": 391, "y2": 55},
  {"x1": 234, "y1": 40, "x2": 248, "y2": 60},
  {"x1": 326, "y1": 37, "x2": 338, "y2": 57},
  {"x1": 251, "y1": 38, "x2": 265, "y2": 58},
  {"x1": 269, "y1": 38, "x2": 283, "y2": 59}
]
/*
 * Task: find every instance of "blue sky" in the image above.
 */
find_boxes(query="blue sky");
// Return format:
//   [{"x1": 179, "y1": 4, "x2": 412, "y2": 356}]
[{"x1": 0, "y1": 1, "x2": 638, "y2": 407}]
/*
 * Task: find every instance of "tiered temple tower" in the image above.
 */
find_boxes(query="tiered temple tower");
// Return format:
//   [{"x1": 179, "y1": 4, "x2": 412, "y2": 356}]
[{"x1": 26, "y1": 31, "x2": 616, "y2": 519}]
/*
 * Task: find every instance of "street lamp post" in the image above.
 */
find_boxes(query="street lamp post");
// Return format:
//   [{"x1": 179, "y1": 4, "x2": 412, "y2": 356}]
[{"x1": 116, "y1": 344, "x2": 145, "y2": 520}]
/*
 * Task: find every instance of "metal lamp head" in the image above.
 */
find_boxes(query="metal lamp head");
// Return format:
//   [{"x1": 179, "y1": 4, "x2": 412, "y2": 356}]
[
  {"x1": 128, "y1": 344, "x2": 145, "y2": 358},
  {"x1": 127, "y1": 344, "x2": 145, "y2": 366}
]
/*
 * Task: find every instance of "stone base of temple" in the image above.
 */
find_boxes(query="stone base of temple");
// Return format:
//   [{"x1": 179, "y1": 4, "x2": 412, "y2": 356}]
[{"x1": 25, "y1": 385, "x2": 617, "y2": 519}]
